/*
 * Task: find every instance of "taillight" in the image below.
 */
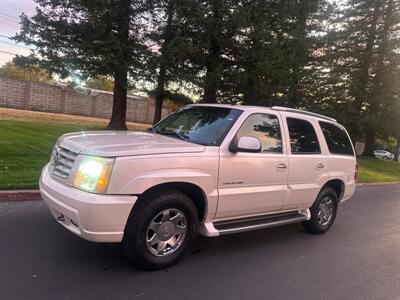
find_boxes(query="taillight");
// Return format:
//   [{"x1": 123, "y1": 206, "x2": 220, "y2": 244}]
[{"x1": 354, "y1": 163, "x2": 358, "y2": 181}]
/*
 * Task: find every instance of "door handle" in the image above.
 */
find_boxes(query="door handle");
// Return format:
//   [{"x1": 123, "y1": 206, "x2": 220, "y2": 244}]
[
  {"x1": 316, "y1": 163, "x2": 325, "y2": 170},
  {"x1": 277, "y1": 163, "x2": 287, "y2": 171}
]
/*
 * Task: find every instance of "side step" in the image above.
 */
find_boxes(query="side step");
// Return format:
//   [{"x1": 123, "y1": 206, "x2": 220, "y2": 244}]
[{"x1": 213, "y1": 211, "x2": 309, "y2": 236}]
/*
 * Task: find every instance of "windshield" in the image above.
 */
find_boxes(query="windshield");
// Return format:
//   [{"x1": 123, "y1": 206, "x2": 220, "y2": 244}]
[{"x1": 153, "y1": 106, "x2": 242, "y2": 146}]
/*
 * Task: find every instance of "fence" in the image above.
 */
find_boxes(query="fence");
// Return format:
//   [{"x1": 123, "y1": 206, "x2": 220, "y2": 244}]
[{"x1": 0, "y1": 77, "x2": 172, "y2": 124}]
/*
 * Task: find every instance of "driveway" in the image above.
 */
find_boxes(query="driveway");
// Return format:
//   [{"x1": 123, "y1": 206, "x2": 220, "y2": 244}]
[{"x1": 1, "y1": 185, "x2": 400, "y2": 300}]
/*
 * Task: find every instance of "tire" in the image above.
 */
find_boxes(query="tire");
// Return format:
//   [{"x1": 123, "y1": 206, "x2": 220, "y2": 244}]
[
  {"x1": 383, "y1": 156, "x2": 388, "y2": 160},
  {"x1": 123, "y1": 189, "x2": 198, "y2": 270},
  {"x1": 302, "y1": 187, "x2": 338, "y2": 234}
]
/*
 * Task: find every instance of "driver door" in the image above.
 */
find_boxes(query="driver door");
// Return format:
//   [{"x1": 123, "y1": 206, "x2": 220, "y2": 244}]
[{"x1": 216, "y1": 112, "x2": 288, "y2": 219}]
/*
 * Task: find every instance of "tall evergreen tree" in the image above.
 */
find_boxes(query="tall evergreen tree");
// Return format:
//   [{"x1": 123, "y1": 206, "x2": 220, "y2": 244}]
[
  {"x1": 14, "y1": 0, "x2": 145, "y2": 130},
  {"x1": 144, "y1": 0, "x2": 194, "y2": 124},
  {"x1": 318, "y1": 0, "x2": 399, "y2": 153},
  {"x1": 231, "y1": 0, "x2": 326, "y2": 107},
  {"x1": 177, "y1": 0, "x2": 241, "y2": 103}
]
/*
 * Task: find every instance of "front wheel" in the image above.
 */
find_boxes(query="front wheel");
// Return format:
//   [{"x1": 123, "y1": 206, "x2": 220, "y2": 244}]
[
  {"x1": 123, "y1": 190, "x2": 198, "y2": 270},
  {"x1": 302, "y1": 187, "x2": 338, "y2": 234}
]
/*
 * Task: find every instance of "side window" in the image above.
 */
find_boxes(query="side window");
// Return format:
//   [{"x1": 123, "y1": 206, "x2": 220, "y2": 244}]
[
  {"x1": 287, "y1": 118, "x2": 321, "y2": 154},
  {"x1": 319, "y1": 121, "x2": 354, "y2": 155},
  {"x1": 236, "y1": 113, "x2": 282, "y2": 153}
]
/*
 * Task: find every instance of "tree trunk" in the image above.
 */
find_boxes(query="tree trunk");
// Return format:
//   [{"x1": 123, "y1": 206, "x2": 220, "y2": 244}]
[
  {"x1": 202, "y1": 1, "x2": 222, "y2": 103},
  {"x1": 202, "y1": 42, "x2": 220, "y2": 103},
  {"x1": 359, "y1": 0, "x2": 394, "y2": 147},
  {"x1": 395, "y1": 137, "x2": 400, "y2": 162},
  {"x1": 153, "y1": 1, "x2": 175, "y2": 125},
  {"x1": 366, "y1": 0, "x2": 394, "y2": 139},
  {"x1": 107, "y1": 72, "x2": 128, "y2": 130},
  {"x1": 353, "y1": 1, "x2": 381, "y2": 140},
  {"x1": 243, "y1": 78, "x2": 257, "y2": 105},
  {"x1": 287, "y1": 1, "x2": 309, "y2": 108},
  {"x1": 106, "y1": 0, "x2": 130, "y2": 130},
  {"x1": 363, "y1": 127, "x2": 376, "y2": 157},
  {"x1": 153, "y1": 67, "x2": 166, "y2": 125}
]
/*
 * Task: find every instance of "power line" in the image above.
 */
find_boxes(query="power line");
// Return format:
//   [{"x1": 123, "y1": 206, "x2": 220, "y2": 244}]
[
  {"x1": 0, "y1": 34, "x2": 32, "y2": 49},
  {"x1": 0, "y1": 14, "x2": 19, "y2": 21},
  {"x1": 0, "y1": 50, "x2": 17, "y2": 56},
  {"x1": 0, "y1": 18, "x2": 19, "y2": 25},
  {"x1": 0, "y1": 40, "x2": 32, "y2": 50}
]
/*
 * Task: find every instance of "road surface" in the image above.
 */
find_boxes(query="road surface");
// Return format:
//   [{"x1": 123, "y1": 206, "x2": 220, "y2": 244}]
[{"x1": 1, "y1": 185, "x2": 400, "y2": 300}]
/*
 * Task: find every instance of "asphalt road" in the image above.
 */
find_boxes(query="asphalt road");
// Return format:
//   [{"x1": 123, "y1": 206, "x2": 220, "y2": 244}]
[{"x1": 1, "y1": 185, "x2": 400, "y2": 300}]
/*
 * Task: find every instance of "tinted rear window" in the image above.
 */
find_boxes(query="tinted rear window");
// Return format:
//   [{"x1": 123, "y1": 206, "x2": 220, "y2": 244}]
[
  {"x1": 319, "y1": 121, "x2": 354, "y2": 155},
  {"x1": 287, "y1": 118, "x2": 321, "y2": 154}
]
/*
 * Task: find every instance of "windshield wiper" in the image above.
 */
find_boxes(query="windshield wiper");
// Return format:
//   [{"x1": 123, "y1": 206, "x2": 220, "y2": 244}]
[
  {"x1": 159, "y1": 131, "x2": 188, "y2": 141},
  {"x1": 155, "y1": 130, "x2": 205, "y2": 145}
]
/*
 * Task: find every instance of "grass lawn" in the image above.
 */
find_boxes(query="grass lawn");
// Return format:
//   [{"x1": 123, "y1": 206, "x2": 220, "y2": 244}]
[
  {"x1": 1, "y1": 108, "x2": 399, "y2": 189},
  {"x1": 357, "y1": 157, "x2": 400, "y2": 183},
  {"x1": 0, "y1": 108, "x2": 148, "y2": 190}
]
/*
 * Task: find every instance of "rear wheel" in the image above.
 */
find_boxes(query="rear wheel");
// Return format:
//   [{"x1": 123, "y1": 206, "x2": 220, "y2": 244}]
[
  {"x1": 123, "y1": 190, "x2": 198, "y2": 270},
  {"x1": 302, "y1": 187, "x2": 338, "y2": 234}
]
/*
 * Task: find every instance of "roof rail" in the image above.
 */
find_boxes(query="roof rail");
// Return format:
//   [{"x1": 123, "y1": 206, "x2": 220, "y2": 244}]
[{"x1": 271, "y1": 106, "x2": 337, "y2": 123}]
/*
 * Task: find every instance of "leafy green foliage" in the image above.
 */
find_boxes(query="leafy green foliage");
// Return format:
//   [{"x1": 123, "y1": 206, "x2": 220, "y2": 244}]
[
  {"x1": 309, "y1": 0, "x2": 400, "y2": 152},
  {"x1": 0, "y1": 62, "x2": 52, "y2": 83},
  {"x1": 12, "y1": 0, "x2": 400, "y2": 146},
  {"x1": 85, "y1": 76, "x2": 114, "y2": 92},
  {"x1": 14, "y1": 0, "x2": 147, "y2": 129}
]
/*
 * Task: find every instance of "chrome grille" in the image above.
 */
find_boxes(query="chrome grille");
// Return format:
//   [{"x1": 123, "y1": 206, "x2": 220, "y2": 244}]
[{"x1": 51, "y1": 145, "x2": 79, "y2": 179}]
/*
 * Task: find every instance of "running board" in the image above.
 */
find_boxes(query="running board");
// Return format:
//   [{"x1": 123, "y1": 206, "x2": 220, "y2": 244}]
[{"x1": 213, "y1": 211, "x2": 309, "y2": 236}]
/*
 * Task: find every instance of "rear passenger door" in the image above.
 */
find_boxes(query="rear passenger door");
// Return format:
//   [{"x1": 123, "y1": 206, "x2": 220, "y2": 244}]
[{"x1": 283, "y1": 117, "x2": 329, "y2": 210}]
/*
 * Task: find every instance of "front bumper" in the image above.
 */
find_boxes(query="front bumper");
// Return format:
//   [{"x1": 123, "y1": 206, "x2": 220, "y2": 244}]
[{"x1": 40, "y1": 164, "x2": 137, "y2": 242}]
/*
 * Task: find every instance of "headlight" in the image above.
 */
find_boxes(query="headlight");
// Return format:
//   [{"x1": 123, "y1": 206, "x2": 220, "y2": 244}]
[{"x1": 73, "y1": 156, "x2": 115, "y2": 194}]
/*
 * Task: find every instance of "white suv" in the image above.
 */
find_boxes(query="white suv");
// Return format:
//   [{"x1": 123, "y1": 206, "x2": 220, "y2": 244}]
[{"x1": 40, "y1": 104, "x2": 357, "y2": 269}]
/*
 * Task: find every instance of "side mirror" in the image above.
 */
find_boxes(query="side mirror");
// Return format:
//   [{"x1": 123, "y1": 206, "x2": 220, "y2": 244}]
[{"x1": 229, "y1": 136, "x2": 261, "y2": 153}]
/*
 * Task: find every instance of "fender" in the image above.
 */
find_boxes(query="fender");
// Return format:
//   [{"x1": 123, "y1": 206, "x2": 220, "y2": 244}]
[{"x1": 111, "y1": 169, "x2": 219, "y2": 221}]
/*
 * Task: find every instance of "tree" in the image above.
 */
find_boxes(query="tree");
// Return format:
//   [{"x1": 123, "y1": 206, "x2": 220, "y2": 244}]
[
  {"x1": 363, "y1": 0, "x2": 399, "y2": 155},
  {"x1": 144, "y1": 0, "x2": 182, "y2": 124},
  {"x1": 309, "y1": 0, "x2": 400, "y2": 154},
  {"x1": 0, "y1": 61, "x2": 51, "y2": 83},
  {"x1": 14, "y1": 0, "x2": 145, "y2": 130},
  {"x1": 151, "y1": 0, "x2": 176, "y2": 124},
  {"x1": 85, "y1": 76, "x2": 114, "y2": 92},
  {"x1": 226, "y1": 1, "x2": 327, "y2": 107},
  {"x1": 175, "y1": 0, "x2": 241, "y2": 103}
]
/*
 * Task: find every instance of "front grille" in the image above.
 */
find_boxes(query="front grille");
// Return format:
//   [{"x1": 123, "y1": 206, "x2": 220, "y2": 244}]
[{"x1": 51, "y1": 145, "x2": 79, "y2": 179}]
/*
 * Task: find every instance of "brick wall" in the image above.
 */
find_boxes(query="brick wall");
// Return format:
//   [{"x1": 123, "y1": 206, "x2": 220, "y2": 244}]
[{"x1": 0, "y1": 77, "x2": 172, "y2": 124}]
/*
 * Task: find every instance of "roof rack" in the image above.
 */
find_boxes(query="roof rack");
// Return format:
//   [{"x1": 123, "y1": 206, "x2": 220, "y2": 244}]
[{"x1": 271, "y1": 106, "x2": 337, "y2": 123}]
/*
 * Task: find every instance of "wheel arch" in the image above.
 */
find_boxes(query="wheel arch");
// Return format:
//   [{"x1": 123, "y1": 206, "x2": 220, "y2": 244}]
[
  {"x1": 321, "y1": 179, "x2": 345, "y2": 201},
  {"x1": 133, "y1": 182, "x2": 208, "y2": 222}
]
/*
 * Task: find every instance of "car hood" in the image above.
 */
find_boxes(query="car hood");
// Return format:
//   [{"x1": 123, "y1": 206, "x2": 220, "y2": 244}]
[{"x1": 59, "y1": 131, "x2": 205, "y2": 157}]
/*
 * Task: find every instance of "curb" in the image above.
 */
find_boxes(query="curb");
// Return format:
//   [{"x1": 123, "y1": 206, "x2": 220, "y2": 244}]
[
  {"x1": 356, "y1": 182, "x2": 400, "y2": 187},
  {"x1": 1, "y1": 182, "x2": 400, "y2": 203},
  {"x1": 0, "y1": 190, "x2": 41, "y2": 202}
]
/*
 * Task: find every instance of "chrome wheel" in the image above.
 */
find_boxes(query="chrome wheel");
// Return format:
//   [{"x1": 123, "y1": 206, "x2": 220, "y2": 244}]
[
  {"x1": 317, "y1": 197, "x2": 334, "y2": 226},
  {"x1": 145, "y1": 208, "x2": 187, "y2": 257}
]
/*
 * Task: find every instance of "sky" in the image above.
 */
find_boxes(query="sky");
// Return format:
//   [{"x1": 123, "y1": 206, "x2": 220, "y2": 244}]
[{"x1": 0, "y1": 0, "x2": 36, "y2": 65}]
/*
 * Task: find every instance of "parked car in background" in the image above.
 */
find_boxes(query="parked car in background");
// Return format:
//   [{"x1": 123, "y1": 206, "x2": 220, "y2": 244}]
[
  {"x1": 374, "y1": 150, "x2": 394, "y2": 160},
  {"x1": 40, "y1": 104, "x2": 357, "y2": 270}
]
